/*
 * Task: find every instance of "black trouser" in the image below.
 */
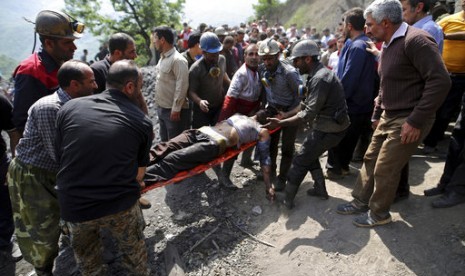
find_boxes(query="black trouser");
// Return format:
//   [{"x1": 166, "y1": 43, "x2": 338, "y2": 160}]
[
  {"x1": 145, "y1": 130, "x2": 221, "y2": 183},
  {"x1": 270, "y1": 125, "x2": 298, "y2": 181},
  {"x1": 327, "y1": 112, "x2": 372, "y2": 173},
  {"x1": 423, "y1": 75, "x2": 465, "y2": 148},
  {"x1": 442, "y1": 94, "x2": 465, "y2": 195},
  {"x1": 287, "y1": 129, "x2": 346, "y2": 196}
]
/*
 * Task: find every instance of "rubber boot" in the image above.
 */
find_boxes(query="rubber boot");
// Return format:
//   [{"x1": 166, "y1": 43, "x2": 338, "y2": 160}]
[
  {"x1": 282, "y1": 181, "x2": 300, "y2": 209},
  {"x1": 212, "y1": 165, "x2": 237, "y2": 190},
  {"x1": 307, "y1": 169, "x2": 329, "y2": 200}
]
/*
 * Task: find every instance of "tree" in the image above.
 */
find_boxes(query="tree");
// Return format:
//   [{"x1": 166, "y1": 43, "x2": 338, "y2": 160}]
[
  {"x1": 64, "y1": 0, "x2": 185, "y2": 65},
  {"x1": 252, "y1": 0, "x2": 284, "y2": 23}
]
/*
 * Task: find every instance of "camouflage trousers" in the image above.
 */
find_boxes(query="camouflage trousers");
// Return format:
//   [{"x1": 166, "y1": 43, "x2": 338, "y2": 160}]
[
  {"x1": 65, "y1": 202, "x2": 149, "y2": 276},
  {"x1": 7, "y1": 158, "x2": 60, "y2": 274}
]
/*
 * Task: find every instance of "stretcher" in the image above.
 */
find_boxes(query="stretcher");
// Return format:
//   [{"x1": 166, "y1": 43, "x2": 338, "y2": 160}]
[{"x1": 141, "y1": 127, "x2": 279, "y2": 194}]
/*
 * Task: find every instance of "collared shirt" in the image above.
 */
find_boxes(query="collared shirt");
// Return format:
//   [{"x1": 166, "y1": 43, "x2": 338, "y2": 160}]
[
  {"x1": 90, "y1": 56, "x2": 112, "y2": 93},
  {"x1": 259, "y1": 61, "x2": 302, "y2": 111},
  {"x1": 384, "y1": 22, "x2": 408, "y2": 49},
  {"x1": 56, "y1": 89, "x2": 153, "y2": 222},
  {"x1": 154, "y1": 47, "x2": 189, "y2": 111},
  {"x1": 16, "y1": 88, "x2": 72, "y2": 171},
  {"x1": 337, "y1": 34, "x2": 376, "y2": 114},
  {"x1": 227, "y1": 64, "x2": 261, "y2": 102},
  {"x1": 413, "y1": 15, "x2": 444, "y2": 53},
  {"x1": 297, "y1": 63, "x2": 349, "y2": 133},
  {"x1": 189, "y1": 55, "x2": 227, "y2": 108}
]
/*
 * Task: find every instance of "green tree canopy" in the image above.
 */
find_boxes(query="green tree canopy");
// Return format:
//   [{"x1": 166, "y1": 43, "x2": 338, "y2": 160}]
[
  {"x1": 64, "y1": 0, "x2": 185, "y2": 65},
  {"x1": 252, "y1": 0, "x2": 284, "y2": 24}
]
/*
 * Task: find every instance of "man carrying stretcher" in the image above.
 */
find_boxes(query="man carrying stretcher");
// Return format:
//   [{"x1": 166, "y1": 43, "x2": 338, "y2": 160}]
[{"x1": 144, "y1": 110, "x2": 275, "y2": 200}]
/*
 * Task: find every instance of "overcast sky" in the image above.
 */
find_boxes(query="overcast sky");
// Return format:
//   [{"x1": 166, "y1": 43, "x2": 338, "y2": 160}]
[{"x1": 182, "y1": 0, "x2": 258, "y2": 28}]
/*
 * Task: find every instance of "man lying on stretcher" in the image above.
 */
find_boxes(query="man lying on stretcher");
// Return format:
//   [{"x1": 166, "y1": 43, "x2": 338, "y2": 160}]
[{"x1": 144, "y1": 110, "x2": 275, "y2": 200}]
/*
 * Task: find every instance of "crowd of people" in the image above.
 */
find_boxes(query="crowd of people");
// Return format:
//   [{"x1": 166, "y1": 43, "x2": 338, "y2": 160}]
[{"x1": 1, "y1": 0, "x2": 465, "y2": 275}]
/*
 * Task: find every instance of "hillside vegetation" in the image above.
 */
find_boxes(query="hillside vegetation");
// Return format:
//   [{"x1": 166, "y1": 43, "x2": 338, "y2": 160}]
[{"x1": 271, "y1": 0, "x2": 373, "y2": 32}]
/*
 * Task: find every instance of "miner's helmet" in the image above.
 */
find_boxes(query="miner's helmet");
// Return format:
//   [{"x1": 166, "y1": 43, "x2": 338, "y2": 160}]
[
  {"x1": 289, "y1": 39, "x2": 320, "y2": 60},
  {"x1": 258, "y1": 38, "x2": 280, "y2": 56},
  {"x1": 200, "y1": 32, "x2": 222, "y2": 53},
  {"x1": 35, "y1": 10, "x2": 84, "y2": 39}
]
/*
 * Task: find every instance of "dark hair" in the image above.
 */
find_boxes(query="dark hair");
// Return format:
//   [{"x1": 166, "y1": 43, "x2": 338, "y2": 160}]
[
  {"x1": 407, "y1": 0, "x2": 430, "y2": 13},
  {"x1": 108, "y1": 33, "x2": 134, "y2": 54},
  {"x1": 153, "y1": 26, "x2": 175, "y2": 45},
  {"x1": 188, "y1": 32, "x2": 201, "y2": 48},
  {"x1": 223, "y1": 36, "x2": 234, "y2": 45},
  {"x1": 344, "y1": 7, "x2": 366, "y2": 31},
  {"x1": 57, "y1": 60, "x2": 88, "y2": 88},
  {"x1": 106, "y1": 60, "x2": 140, "y2": 90},
  {"x1": 244, "y1": 43, "x2": 257, "y2": 55},
  {"x1": 255, "y1": 109, "x2": 270, "y2": 125},
  {"x1": 259, "y1": 32, "x2": 268, "y2": 41}
]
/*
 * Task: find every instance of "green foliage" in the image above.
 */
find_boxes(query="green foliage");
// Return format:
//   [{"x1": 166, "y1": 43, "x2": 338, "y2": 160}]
[
  {"x1": 253, "y1": 0, "x2": 284, "y2": 22},
  {"x1": 0, "y1": 54, "x2": 19, "y2": 77},
  {"x1": 64, "y1": 0, "x2": 185, "y2": 65}
]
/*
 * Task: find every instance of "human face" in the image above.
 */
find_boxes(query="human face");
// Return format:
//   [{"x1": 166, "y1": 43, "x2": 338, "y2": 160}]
[
  {"x1": 292, "y1": 56, "x2": 308, "y2": 75},
  {"x1": 401, "y1": 0, "x2": 417, "y2": 25},
  {"x1": 261, "y1": 54, "x2": 279, "y2": 71},
  {"x1": 203, "y1": 51, "x2": 219, "y2": 66},
  {"x1": 50, "y1": 38, "x2": 77, "y2": 62},
  {"x1": 365, "y1": 14, "x2": 386, "y2": 43},
  {"x1": 76, "y1": 68, "x2": 97, "y2": 97},
  {"x1": 125, "y1": 73, "x2": 143, "y2": 104},
  {"x1": 336, "y1": 37, "x2": 345, "y2": 51},
  {"x1": 153, "y1": 33, "x2": 163, "y2": 52},
  {"x1": 244, "y1": 46, "x2": 259, "y2": 69},
  {"x1": 122, "y1": 42, "x2": 137, "y2": 60},
  {"x1": 342, "y1": 19, "x2": 351, "y2": 39}
]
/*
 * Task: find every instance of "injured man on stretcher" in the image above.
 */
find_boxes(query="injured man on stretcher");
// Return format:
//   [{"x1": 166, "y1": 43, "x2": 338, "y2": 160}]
[{"x1": 144, "y1": 110, "x2": 275, "y2": 200}]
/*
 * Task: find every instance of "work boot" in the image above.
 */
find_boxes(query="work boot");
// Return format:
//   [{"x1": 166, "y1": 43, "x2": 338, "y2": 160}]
[
  {"x1": 307, "y1": 169, "x2": 329, "y2": 200},
  {"x1": 424, "y1": 182, "x2": 447, "y2": 197},
  {"x1": 281, "y1": 182, "x2": 300, "y2": 209},
  {"x1": 213, "y1": 165, "x2": 237, "y2": 190},
  {"x1": 432, "y1": 191, "x2": 465, "y2": 208},
  {"x1": 273, "y1": 177, "x2": 286, "y2": 191}
]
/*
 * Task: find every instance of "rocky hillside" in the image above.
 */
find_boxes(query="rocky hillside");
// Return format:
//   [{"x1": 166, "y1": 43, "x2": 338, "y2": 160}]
[
  {"x1": 273, "y1": 0, "x2": 461, "y2": 32},
  {"x1": 272, "y1": 0, "x2": 373, "y2": 32}
]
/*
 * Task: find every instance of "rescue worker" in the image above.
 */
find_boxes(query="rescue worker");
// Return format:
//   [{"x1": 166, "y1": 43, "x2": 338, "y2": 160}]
[{"x1": 265, "y1": 40, "x2": 350, "y2": 209}]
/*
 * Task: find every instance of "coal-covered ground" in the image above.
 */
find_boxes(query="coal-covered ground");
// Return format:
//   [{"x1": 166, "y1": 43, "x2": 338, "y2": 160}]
[
  {"x1": 7, "y1": 66, "x2": 465, "y2": 276},
  {"x1": 8, "y1": 66, "x2": 277, "y2": 276}
]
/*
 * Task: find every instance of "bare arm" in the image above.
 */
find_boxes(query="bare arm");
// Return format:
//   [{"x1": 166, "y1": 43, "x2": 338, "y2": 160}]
[
  {"x1": 7, "y1": 129, "x2": 21, "y2": 158},
  {"x1": 137, "y1": 167, "x2": 147, "y2": 189},
  {"x1": 223, "y1": 72, "x2": 231, "y2": 87}
]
